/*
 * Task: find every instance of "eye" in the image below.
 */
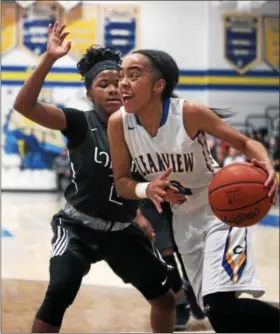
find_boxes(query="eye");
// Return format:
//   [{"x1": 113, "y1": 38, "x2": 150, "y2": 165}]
[
  {"x1": 98, "y1": 81, "x2": 108, "y2": 88},
  {"x1": 129, "y1": 72, "x2": 140, "y2": 80}
]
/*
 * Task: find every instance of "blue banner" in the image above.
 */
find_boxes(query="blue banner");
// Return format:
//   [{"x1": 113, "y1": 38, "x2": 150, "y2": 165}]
[
  {"x1": 102, "y1": 5, "x2": 139, "y2": 56},
  {"x1": 19, "y1": 1, "x2": 60, "y2": 57},
  {"x1": 224, "y1": 14, "x2": 262, "y2": 74}
]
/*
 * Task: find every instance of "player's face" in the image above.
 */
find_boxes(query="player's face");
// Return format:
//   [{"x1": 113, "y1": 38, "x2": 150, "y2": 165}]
[
  {"x1": 119, "y1": 54, "x2": 156, "y2": 114},
  {"x1": 89, "y1": 70, "x2": 122, "y2": 115}
]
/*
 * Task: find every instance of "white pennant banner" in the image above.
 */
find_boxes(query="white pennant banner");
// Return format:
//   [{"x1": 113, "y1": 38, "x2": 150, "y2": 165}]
[
  {"x1": 16, "y1": 1, "x2": 36, "y2": 8},
  {"x1": 57, "y1": 1, "x2": 81, "y2": 11},
  {"x1": 237, "y1": 0, "x2": 267, "y2": 12}
]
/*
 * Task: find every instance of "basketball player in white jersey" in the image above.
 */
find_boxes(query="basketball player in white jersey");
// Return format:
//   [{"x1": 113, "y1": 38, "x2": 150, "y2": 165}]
[{"x1": 108, "y1": 49, "x2": 280, "y2": 333}]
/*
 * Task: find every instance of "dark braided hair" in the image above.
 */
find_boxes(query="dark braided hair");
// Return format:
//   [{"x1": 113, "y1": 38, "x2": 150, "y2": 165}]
[{"x1": 132, "y1": 49, "x2": 234, "y2": 118}]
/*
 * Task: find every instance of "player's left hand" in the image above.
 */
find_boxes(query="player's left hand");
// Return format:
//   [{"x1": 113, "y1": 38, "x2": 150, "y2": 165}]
[
  {"x1": 164, "y1": 188, "x2": 186, "y2": 205},
  {"x1": 252, "y1": 159, "x2": 278, "y2": 205}
]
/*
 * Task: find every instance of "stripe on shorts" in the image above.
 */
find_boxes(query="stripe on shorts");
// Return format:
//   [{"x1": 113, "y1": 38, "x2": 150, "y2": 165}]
[
  {"x1": 222, "y1": 227, "x2": 248, "y2": 283},
  {"x1": 51, "y1": 219, "x2": 69, "y2": 257}
]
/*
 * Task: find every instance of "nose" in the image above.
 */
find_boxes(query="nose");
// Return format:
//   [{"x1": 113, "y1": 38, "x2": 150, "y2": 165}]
[
  {"x1": 119, "y1": 76, "x2": 129, "y2": 89},
  {"x1": 108, "y1": 84, "x2": 119, "y2": 95}
]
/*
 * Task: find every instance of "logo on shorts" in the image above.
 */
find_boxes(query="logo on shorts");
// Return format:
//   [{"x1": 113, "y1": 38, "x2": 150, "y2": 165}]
[
  {"x1": 161, "y1": 276, "x2": 168, "y2": 286},
  {"x1": 226, "y1": 188, "x2": 242, "y2": 205},
  {"x1": 233, "y1": 245, "x2": 243, "y2": 255},
  {"x1": 204, "y1": 305, "x2": 210, "y2": 314}
]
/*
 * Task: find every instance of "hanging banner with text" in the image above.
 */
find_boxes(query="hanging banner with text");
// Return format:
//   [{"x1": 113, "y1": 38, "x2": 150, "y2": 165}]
[
  {"x1": 223, "y1": 14, "x2": 262, "y2": 74},
  {"x1": 101, "y1": 4, "x2": 140, "y2": 56},
  {"x1": 18, "y1": 1, "x2": 61, "y2": 58}
]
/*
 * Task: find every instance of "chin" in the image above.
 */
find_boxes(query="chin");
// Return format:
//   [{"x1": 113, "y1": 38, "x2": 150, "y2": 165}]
[
  {"x1": 123, "y1": 104, "x2": 139, "y2": 114},
  {"x1": 107, "y1": 106, "x2": 122, "y2": 115}
]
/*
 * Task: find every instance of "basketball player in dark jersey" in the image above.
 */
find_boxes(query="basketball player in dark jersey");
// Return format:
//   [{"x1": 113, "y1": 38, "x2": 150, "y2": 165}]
[{"x1": 13, "y1": 22, "x2": 181, "y2": 333}]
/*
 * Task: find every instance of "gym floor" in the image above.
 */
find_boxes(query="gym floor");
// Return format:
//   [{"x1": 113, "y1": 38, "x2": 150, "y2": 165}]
[{"x1": 2, "y1": 192, "x2": 279, "y2": 332}]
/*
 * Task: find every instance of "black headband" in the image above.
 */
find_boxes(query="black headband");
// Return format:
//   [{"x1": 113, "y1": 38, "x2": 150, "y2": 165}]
[{"x1": 84, "y1": 60, "x2": 120, "y2": 89}]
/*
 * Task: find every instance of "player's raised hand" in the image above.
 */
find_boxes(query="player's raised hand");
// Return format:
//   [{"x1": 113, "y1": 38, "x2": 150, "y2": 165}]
[
  {"x1": 146, "y1": 168, "x2": 173, "y2": 213},
  {"x1": 46, "y1": 22, "x2": 71, "y2": 60}
]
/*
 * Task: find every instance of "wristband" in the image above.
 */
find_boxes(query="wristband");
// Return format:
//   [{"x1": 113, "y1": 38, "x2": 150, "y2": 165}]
[{"x1": 135, "y1": 182, "x2": 149, "y2": 199}]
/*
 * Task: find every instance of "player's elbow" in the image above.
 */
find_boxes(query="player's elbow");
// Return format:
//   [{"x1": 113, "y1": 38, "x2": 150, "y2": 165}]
[
  {"x1": 13, "y1": 99, "x2": 29, "y2": 115},
  {"x1": 13, "y1": 100, "x2": 23, "y2": 113},
  {"x1": 13, "y1": 96, "x2": 34, "y2": 116}
]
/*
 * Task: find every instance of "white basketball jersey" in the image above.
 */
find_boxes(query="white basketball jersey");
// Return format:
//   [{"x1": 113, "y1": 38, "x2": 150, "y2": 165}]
[
  {"x1": 121, "y1": 97, "x2": 219, "y2": 210},
  {"x1": 122, "y1": 98, "x2": 264, "y2": 307}
]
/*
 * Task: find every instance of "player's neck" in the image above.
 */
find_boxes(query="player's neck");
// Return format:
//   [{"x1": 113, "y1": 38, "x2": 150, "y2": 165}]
[
  {"x1": 137, "y1": 99, "x2": 163, "y2": 137},
  {"x1": 95, "y1": 105, "x2": 109, "y2": 124}
]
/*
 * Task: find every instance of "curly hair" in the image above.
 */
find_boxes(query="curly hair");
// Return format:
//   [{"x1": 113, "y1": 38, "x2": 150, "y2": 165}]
[{"x1": 77, "y1": 45, "x2": 122, "y2": 78}]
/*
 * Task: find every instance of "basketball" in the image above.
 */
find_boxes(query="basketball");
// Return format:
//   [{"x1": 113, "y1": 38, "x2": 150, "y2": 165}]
[{"x1": 208, "y1": 162, "x2": 272, "y2": 228}]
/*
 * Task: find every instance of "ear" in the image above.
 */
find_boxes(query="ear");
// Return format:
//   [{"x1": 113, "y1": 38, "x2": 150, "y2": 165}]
[
  {"x1": 153, "y1": 78, "x2": 165, "y2": 95},
  {"x1": 86, "y1": 91, "x2": 93, "y2": 101}
]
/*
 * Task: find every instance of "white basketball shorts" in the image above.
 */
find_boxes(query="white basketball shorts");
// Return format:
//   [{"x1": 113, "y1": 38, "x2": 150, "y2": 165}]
[{"x1": 172, "y1": 203, "x2": 265, "y2": 309}]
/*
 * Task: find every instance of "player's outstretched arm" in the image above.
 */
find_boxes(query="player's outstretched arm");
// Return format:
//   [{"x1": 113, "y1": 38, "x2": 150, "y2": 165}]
[{"x1": 14, "y1": 22, "x2": 71, "y2": 130}]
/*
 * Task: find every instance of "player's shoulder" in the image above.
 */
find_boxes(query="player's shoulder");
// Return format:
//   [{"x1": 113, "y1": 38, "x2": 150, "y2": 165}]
[
  {"x1": 62, "y1": 107, "x2": 86, "y2": 113},
  {"x1": 168, "y1": 97, "x2": 200, "y2": 118},
  {"x1": 108, "y1": 109, "x2": 123, "y2": 123},
  {"x1": 62, "y1": 107, "x2": 89, "y2": 121},
  {"x1": 182, "y1": 100, "x2": 205, "y2": 117},
  {"x1": 108, "y1": 109, "x2": 124, "y2": 134}
]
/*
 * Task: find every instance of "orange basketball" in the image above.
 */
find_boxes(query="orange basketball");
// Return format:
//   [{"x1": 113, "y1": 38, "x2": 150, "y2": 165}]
[{"x1": 208, "y1": 162, "x2": 272, "y2": 227}]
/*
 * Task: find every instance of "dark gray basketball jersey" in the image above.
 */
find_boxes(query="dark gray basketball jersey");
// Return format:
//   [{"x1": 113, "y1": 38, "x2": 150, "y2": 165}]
[{"x1": 63, "y1": 109, "x2": 139, "y2": 222}]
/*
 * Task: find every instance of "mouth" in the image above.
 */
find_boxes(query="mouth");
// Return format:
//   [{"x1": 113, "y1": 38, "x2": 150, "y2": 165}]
[
  {"x1": 107, "y1": 98, "x2": 121, "y2": 104},
  {"x1": 122, "y1": 95, "x2": 134, "y2": 103}
]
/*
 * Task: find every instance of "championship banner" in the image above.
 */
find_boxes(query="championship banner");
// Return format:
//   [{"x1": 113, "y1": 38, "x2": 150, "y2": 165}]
[
  {"x1": 64, "y1": 4, "x2": 98, "y2": 61},
  {"x1": 2, "y1": 2, "x2": 17, "y2": 55},
  {"x1": 101, "y1": 4, "x2": 140, "y2": 56},
  {"x1": 263, "y1": 16, "x2": 279, "y2": 73},
  {"x1": 223, "y1": 14, "x2": 262, "y2": 74},
  {"x1": 18, "y1": 1, "x2": 61, "y2": 58},
  {"x1": 57, "y1": 1, "x2": 81, "y2": 12}
]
